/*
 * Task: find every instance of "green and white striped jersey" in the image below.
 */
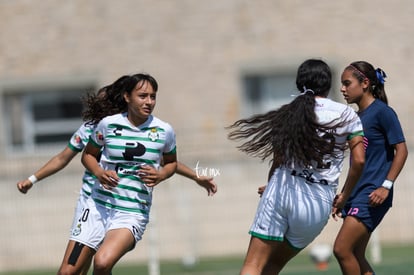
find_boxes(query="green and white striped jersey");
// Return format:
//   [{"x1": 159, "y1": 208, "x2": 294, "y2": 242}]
[
  {"x1": 68, "y1": 123, "x2": 96, "y2": 198},
  {"x1": 89, "y1": 113, "x2": 176, "y2": 215}
]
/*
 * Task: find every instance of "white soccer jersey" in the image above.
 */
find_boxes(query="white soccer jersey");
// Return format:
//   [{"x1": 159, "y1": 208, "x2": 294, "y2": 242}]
[
  {"x1": 249, "y1": 98, "x2": 364, "y2": 248},
  {"x1": 288, "y1": 97, "x2": 363, "y2": 189},
  {"x1": 89, "y1": 113, "x2": 176, "y2": 216},
  {"x1": 68, "y1": 123, "x2": 96, "y2": 197}
]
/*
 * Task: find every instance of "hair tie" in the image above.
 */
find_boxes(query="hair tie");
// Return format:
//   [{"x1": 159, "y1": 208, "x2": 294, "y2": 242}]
[
  {"x1": 291, "y1": 86, "x2": 315, "y2": 97},
  {"x1": 376, "y1": 68, "x2": 387, "y2": 84},
  {"x1": 301, "y1": 86, "x2": 315, "y2": 95}
]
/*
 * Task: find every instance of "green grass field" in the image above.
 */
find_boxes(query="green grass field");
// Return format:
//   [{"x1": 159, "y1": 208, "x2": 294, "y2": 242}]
[{"x1": 2, "y1": 244, "x2": 412, "y2": 275}]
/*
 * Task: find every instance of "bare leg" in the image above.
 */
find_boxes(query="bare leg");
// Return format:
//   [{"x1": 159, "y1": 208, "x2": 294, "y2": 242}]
[
  {"x1": 240, "y1": 236, "x2": 300, "y2": 275},
  {"x1": 79, "y1": 254, "x2": 93, "y2": 275},
  {"x1": 354, "y1": 233, "x2": 375, "y2": 275},
  {"x1": 57, "y1": 240, "x2": 96, "y2": 275},
  {"x1": 93, "y1": 228, "x2": 135, "y2": 275},
  {"x1": 262, "y1": 239, "x2": 300, "y2": 275},
  {"x1": 333, "y1": 216, "x2": 369, "y2": 275}
]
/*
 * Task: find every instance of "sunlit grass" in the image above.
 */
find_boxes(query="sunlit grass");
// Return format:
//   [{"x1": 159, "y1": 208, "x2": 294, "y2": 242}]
[{"x1": 1, "y1": 244, "x2": 412, "y2": 275}]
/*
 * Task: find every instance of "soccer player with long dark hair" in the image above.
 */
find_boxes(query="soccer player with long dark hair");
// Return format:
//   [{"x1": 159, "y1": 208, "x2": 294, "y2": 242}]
[{"x1": 228, "y1": 59, "x2": 365, "y2": 275}]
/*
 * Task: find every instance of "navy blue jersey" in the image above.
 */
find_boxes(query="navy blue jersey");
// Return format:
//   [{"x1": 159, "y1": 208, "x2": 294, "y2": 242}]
[{"x1": 348, "y1": 99, "x2": 405, "y2": 207}]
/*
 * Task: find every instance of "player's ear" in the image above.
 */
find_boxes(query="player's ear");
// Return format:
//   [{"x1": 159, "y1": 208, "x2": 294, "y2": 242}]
[
  {"x1": 361, "y1": 78, "x2": 370, "y2": 90},
  {"x1": 123, "y1": 91, "x2": 130, "y2": 103}
]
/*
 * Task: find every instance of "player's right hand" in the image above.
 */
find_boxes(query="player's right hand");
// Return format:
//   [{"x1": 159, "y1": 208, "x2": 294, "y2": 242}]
[
  {"x1": 331, "y1": 194, "x2": 344, "y2": 221},
  {"x1": 98, "y1": 170, "x2": 119, "y2": 190},
  {"x1": 258, "y1": 185, "x2": 266, "y2": 197},
  {"x1": 17, "y1": 179, "x2": 33, "y2": 194}
]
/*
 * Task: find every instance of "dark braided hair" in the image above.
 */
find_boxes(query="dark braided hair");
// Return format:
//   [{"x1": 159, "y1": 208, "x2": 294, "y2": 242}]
[{"x1": 227, "y1": 59, "x2": 348, "y2": 167}]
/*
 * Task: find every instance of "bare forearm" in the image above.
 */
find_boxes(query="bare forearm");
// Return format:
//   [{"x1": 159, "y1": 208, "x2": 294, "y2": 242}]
[
  {"x1": 82, "y1": 153, "x2": 102, "y2": 177},
  {"x1": 176, "y1": 161, "x2": 197, "y2": 181},
  {"x1": 159, "y1": 161, "x2": 177, "y2": 181},
  {"x1": 341, "y1": 136, "x2": 365, "y2": 199},
  {"x1": 35, "y1": 157, "x2": 72, "y2": 180},
  {"x1": 33, "y1": 147, "x2": 77, "y2": 181},
  {"x1": 386, "y1": 142, "x2": 408, "y2": 182},
  {"x1": 342, "y1": 165, "x2": 363, "y2": 199}
]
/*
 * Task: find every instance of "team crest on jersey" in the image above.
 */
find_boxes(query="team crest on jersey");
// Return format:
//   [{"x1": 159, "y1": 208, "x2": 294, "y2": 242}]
[
  {"x1": 148, "y1": 128, "x2": 159, "y2": 142},
  {"x1": 96, "y1": 131, "x2": 104, "y2": 141},
  {"x1": 72, "y1": 223, "x2": 82, "y2": 236}
]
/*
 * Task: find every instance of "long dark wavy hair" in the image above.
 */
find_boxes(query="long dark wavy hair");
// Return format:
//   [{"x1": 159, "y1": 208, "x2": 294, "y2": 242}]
[
  {"x1": 227, "y1": 59, "x2": 348, "y2": 167},
  {"x1": 347, "y1": 61, "x2": 388, "y2": 105},
  {"x1": 82, "y1": 73, "x2": 158, "y2": 125}
]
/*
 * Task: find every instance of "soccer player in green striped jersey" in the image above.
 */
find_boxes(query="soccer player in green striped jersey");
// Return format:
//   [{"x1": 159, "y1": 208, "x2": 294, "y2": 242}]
[
  {"x1": 18, "y1": 76, "x2": 216, "y2": 275},
  {"x1": 62, "y1": 73, "x2": 176, "y2": 275},
  {"x1": 82, "y1": 74, "x2": 176, "y2": 275}
]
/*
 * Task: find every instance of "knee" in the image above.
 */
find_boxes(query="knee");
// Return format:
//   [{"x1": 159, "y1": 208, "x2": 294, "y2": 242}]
[
  {"x1": 93, "y1": 255, "x2": 114, "y2": 274},
  {"x1": 333, "y1": 245, "x2": 342, "y2": 260},
  {"x1": 333, "y1": 243, "x2": 349, "y2": 261},
  {"x1": 240, "y1": 263, "x2": 261, "y2": 275},
  {"x1": 57, "y1": 267, "x2": 77, "y2": 275}
]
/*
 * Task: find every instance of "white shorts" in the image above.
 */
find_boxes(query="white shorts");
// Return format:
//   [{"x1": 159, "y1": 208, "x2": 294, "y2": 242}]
[
  {"x1": 69, "y1": 197, "x2": 149, "y2": 251},
  {"x1": 70, "y1": 193, "x2": 89, "y2": 231},
  {"x1": 249, "y1": 168, "x2": 335, "y2": 250}
]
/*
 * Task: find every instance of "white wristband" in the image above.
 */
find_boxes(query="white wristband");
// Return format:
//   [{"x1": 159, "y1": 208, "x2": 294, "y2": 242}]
[
  {"x1": 382, "y1": 179, "x2": 393, "y2": 190},
  {"x1": 28, "y1": 175, "x2": 38, "y2": 184}
]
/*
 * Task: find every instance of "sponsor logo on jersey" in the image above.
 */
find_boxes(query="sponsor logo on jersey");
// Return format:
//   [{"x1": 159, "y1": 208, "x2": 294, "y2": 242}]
[
  {"x1": 113, "y1": 126, "x2": 122, "y2": 136},
  {"x1": 122, "y1": 142, "x2": 146, "y2": 160}
]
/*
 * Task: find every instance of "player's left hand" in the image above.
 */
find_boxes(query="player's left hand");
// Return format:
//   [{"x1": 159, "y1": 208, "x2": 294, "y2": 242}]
[
  {"x1": 139, "y1": 165, "x2": 162, "y2": 187},
  {"x1": 195, "y1": 176, "x2": 217, "y2": 196},
  {"x1": 368, "y1": 187, "x2": 389, "y2": 207}
]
